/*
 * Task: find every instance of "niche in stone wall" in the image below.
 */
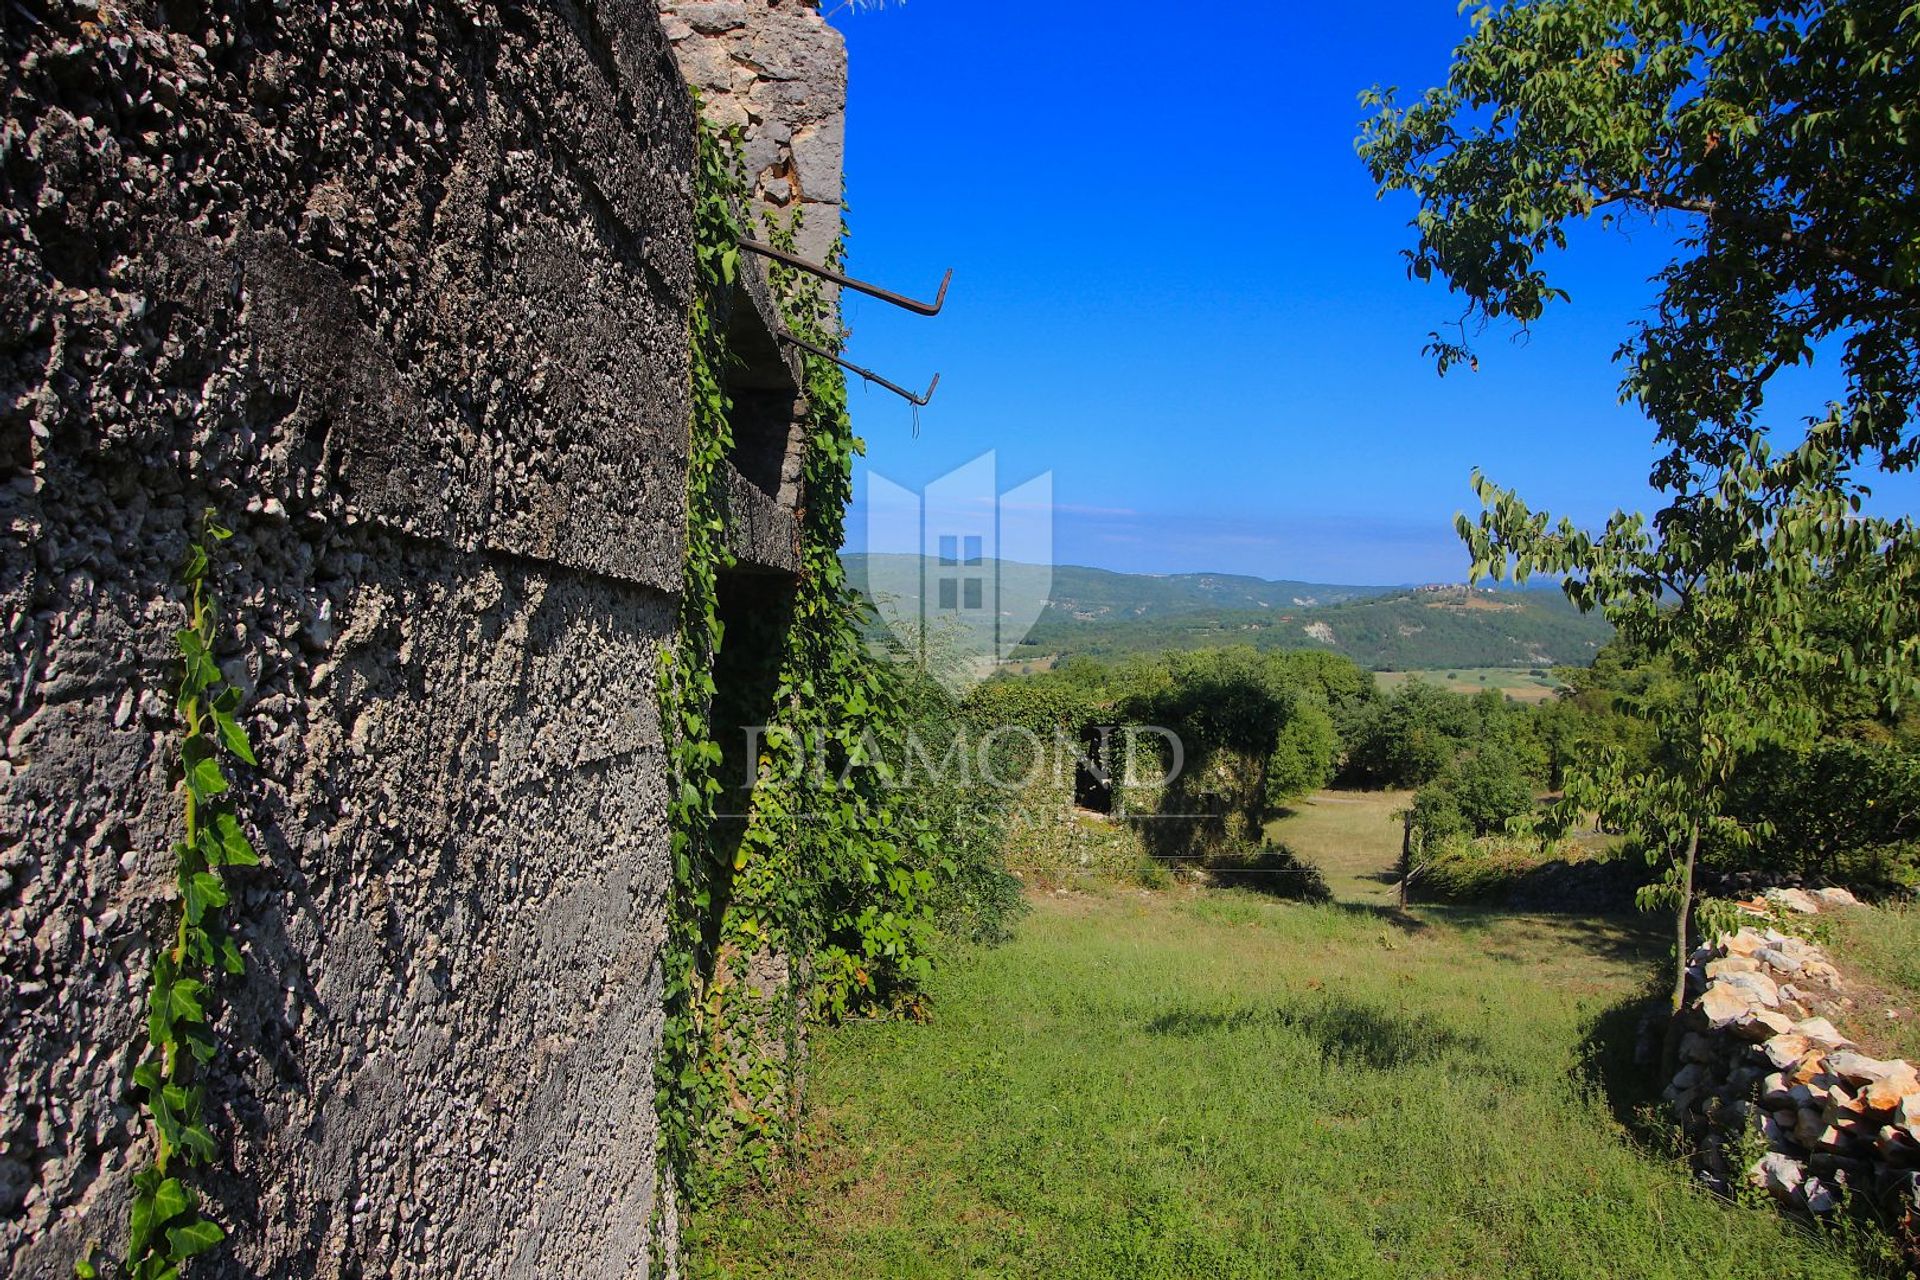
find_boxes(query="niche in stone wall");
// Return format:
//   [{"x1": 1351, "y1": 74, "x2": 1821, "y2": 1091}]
[
  {"x1": 705, "y1": 568, "x2": 799, "y2": 944},
  {"x1": 721, "y1": 271, "x2": 808, "y2": 506},
  {"x1": 1074, "y1": 726, "x2": 1115, "y2": 814}
]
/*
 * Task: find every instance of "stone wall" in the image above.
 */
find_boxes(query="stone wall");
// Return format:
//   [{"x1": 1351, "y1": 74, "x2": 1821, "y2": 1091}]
[
  {"x1": 1667, "y1": 903, "x2": 1919, "y2": 1262},
  {"x1": 658, "y1": 0, "x2": 847, "y2": 266},
  {"x1": 1, "y1": 1, "x2": 718, "y2": 1273}
]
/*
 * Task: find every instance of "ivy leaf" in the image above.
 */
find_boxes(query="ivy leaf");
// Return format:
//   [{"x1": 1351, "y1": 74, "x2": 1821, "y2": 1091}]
[
  {"x1": 127, "y1": 1178, "x2": 159, "y2": 1263},
  {"x1": 166, "y1": 1216, "x2": 224, "y2": 1258},
  {"x1": 151, "y1": 1177, "x2": 192, "y2": 1225},
  {"x1": 182, "y1": 872, "x2": 229, "y2": 925},
  {"x1": 212, "y1": 708, "x2": 256, "y2": 765},
  {"x1": 167, "y1": 978, "x2": 207, "y2": 1026},
  {"x1": 132, "y1": 1058, "x2": 163, "y2": 1097},
  {"x1": 211, "y1": 812, "x2": 259, "y2": 867},
  {"x1": 176, "y1": 1122, "x2": 218, "y2": 1166},
  {"x1": 181, "y1": 1023, "x2": 217, "y2": 1065},
  {"x1": 184, "y1": 751, "x2": 229, "y2": 802}
]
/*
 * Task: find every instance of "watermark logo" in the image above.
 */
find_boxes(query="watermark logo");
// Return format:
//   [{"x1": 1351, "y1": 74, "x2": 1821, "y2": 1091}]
[{"x1": 865, "y1": 451, "x2": 1052, "y2": 694}]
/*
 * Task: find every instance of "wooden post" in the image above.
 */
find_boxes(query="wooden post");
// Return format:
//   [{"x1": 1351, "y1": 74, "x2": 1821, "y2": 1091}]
[{"x1": 1399, "y1": 810, "x2": 1414, "y2": 910}]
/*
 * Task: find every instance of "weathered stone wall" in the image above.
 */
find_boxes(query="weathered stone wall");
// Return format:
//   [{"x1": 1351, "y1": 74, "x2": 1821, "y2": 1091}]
[
  {"x1": 1667, "y1": 903, "x2": 1919, "y2": 1260},
  {"x1": 658, "y1": 0, "x2": 847, "y2": 266},
  {"x1": 2, "y1": 1, "x2": 705, "y2": 1274}
]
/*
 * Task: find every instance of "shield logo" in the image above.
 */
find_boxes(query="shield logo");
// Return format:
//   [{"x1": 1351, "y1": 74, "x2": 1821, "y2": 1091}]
[{"x1": 863, "y1": 451, "x2": 1053, "y2": 695}]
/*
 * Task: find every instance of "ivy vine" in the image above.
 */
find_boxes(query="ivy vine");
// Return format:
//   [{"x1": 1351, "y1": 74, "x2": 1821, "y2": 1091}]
[
  {"x1": 654, "y1": 117, "x2": 947, "y2": 1234},
  {"x1": 110, "y1": 509, "x2": 260, "y2": 1278}
]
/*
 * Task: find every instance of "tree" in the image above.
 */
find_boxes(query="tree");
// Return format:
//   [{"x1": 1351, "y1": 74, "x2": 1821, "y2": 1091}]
[
  {"x1": 1358, "y1": 0, "x2": 1920, "y2": 488},
  {"x1": 1358, "y1": 0, "x2": 1920, "y2": 1051},
  {"x1": 1265, "y1": 700, "x2": 1339, "y2": 808},
  {"x1": 1450, "y1": 745, "x2": 1538, "y2": 836}
]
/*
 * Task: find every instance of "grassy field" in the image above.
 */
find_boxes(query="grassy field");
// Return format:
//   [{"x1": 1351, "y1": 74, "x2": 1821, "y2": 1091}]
[
  {"x1": 692, "y1": 790, "x2": 1883, "y2": 1279},
  {"x1": 1827, "y1": 901, "x2": 1920, "y2": 1061},
  {"x1": 1375, "y1": 667, "x2": 1565, "y2": 703}
]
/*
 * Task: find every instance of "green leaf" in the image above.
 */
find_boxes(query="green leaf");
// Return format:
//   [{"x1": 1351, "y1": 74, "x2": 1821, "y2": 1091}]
[
  {"x1": 151, "y1": 1177, "x2": 192, "y2": 1225},
  {"x1": 176, "y1": 1122, "x2": 217, "y2": 1166},
  {"x1": 212, "y1": 708, "x2": 255, "y2": 765},
  {"x1": 182, "y1": 871, "x2": 229, "y2": 925},
  {"x1": 211, "y1": 812, "x2": 259, "y2": 867},
  {"x1": 167, "y1": 978, "x2": 207, "y2": 1026},
  {"x1": 128, "y1": 1169, "x2": 162, "y2": 1260},
  {"x1": 185, "y1": 752, "x2": 229, "y2": 802},
  {"x1": 165, "y1": 1216, "x2": 224, "y2": 1258}
]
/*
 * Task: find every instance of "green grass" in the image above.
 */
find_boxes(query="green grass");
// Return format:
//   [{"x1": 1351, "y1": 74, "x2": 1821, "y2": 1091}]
[
  {"x1": 692, "y1": 862, "x2": 1876, "y2": 1277},
  {"x1": 1261, "y1": 788, "x2": 1410, "y2": 905},
  {"x1": 1826, "y1": 901, "x2": 1920, "y2": 1061}
]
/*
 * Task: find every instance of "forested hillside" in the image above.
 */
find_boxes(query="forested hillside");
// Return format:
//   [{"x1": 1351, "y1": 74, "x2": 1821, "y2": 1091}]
[
  {"x1": 842, "y1": 555, "x2": 1612, "y2": 670},
  {"x1": 1014, "y1": 583, "x2": 1612, "y2": 668}
]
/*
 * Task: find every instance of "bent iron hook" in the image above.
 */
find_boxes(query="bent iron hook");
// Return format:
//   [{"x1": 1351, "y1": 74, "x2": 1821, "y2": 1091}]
[
  {"x1": 741, "y1": 238, "x2": 952, "y2": 317},
  {"x1": 779, "y1": 331, "x2": 940, "y2": 408}
]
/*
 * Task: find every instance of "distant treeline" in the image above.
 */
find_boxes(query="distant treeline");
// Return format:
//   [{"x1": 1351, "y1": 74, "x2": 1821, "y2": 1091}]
[{"x1": 964, "y1": 641, "x2": 1919, "y2": 897}]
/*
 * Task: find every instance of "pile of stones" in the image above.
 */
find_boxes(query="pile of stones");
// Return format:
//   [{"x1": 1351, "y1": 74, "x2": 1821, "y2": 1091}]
[{"x1": 1666, "y1": 899, "x2": 1919, "y2": 1239}]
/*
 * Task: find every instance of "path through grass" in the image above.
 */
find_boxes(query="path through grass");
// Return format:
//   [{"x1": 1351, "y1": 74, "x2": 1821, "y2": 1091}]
[{"x1": 693, "y1": 795, "x2": 1877, "y2": 1278}]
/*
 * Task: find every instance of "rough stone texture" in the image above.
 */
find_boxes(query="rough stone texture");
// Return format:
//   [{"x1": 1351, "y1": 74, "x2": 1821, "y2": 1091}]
[
  {"x1": 1668, "y1": 919, "x2": 1920, "y2": 1269},
  {"x1": 1, "y1": 0, "x2": 712, "y2": 1273},
  {"x1": 658, "y1": 0, "x2": 847, "y2": 267}
]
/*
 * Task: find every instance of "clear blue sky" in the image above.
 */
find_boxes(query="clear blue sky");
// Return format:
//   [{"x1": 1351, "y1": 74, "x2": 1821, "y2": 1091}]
[{"x1": 826, "y1": 2, "x2": 1916, "y2": 585}]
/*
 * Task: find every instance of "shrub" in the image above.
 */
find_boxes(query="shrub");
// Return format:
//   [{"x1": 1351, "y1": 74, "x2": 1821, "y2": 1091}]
[
  {"x1": 1264, "y1": 701, "x2": 1339, "y2": 808},
  {"x1": 1449, "y1": 747, "x2": 1538, "y2": 836}
]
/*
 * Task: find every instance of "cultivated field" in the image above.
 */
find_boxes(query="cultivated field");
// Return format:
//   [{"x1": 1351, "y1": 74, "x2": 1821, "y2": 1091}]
[{"x1": 1375, "y1": 667, "x2": 1565, "y2": 703}]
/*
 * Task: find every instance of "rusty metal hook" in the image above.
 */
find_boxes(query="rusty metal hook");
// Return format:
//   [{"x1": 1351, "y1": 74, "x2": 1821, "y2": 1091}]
[
  {"x1": 779, "y1": 331, "x2": 940, "y2": 407},
  {"x1": 741, "y1": 238, "x2": 952, "y2": 317}
]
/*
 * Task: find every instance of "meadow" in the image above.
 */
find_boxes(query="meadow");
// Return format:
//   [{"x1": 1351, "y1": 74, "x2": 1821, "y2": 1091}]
[
  {"x1": 690, "y1": 792, "x2": 1887, "y2": 1279},
  {"x1": 1374, "y1": 667, "x2": 1565, "y2": 704}
]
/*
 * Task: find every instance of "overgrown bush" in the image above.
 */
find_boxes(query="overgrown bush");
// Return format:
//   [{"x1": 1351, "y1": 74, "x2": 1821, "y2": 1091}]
[
  {"x1": 1264, "y1": 700, "x2": 1339, "y2": 808},
  {"x1": 1715, "y1": 739, "x2": 1920, "y2": 895}
]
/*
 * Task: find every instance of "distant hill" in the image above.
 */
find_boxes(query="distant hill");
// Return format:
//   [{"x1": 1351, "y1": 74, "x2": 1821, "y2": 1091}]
[
  {"x1": 844, "y1": 555, "x2": 1390, "y2": 616},
  {"x1": 841, "y1": 555, "x2": 1611, "y2": 671}
]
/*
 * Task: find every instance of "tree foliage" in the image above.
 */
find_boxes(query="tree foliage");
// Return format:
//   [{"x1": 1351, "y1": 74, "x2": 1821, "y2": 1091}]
[
  {"x1": 1359, "y1": 0, "x2": 1920, "y2": 485},
  {"x1": 1359, "y1": 0, "x2": 1920, "y2": 1030}
]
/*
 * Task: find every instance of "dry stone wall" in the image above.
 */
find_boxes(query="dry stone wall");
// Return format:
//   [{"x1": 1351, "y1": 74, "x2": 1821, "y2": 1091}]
[
  {"x1": 1667, "y1": 900, "x2": 1920, "y2": 1258},
  {"x1": 2, "y1": 0, "x2": 712, "y2": 1273}
]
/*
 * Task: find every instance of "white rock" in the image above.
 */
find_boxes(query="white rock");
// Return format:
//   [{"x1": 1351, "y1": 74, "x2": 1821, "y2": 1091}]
[
  {"x1": 1767, "y1": 887, "x2": 1821, "y2": 914},
  {"x1": 1733, "y1": 1009, "x2": 1796, "y2": 1043},
  {"x1": 1723, "y1": 970, "x2": 1781, "y2": 1008},
  {"x1": 1802, "y1": 1176, "x2": 1838, "y2": 1213},
  {"x1": 1795, "y1": 1018, "x2": 1853, "y2": 1050},
  {"x1": 1763, "y1": 1033, "x2": 1815, "y2": 1069},
  {"x1": 1701, "y1": 982, "x2": 1755, "y2": 1028},
  {"x1": 1809, "y1": 887, "x2": 1859, "y2": 908}
]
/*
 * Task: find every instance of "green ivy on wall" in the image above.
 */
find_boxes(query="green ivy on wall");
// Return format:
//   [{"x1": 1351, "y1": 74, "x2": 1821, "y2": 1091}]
[
  {"x1": 653, "y1": 118, "x2": 947, "y2": 1229},
  {"x1": 110, "y1": 510, "x2": 261, "y2": 1278}
]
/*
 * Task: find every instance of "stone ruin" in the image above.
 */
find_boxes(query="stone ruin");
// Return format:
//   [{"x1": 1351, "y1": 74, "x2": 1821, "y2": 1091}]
[{"x1": 1, "y1": 0, "x2": 845, "y2": 1274}]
